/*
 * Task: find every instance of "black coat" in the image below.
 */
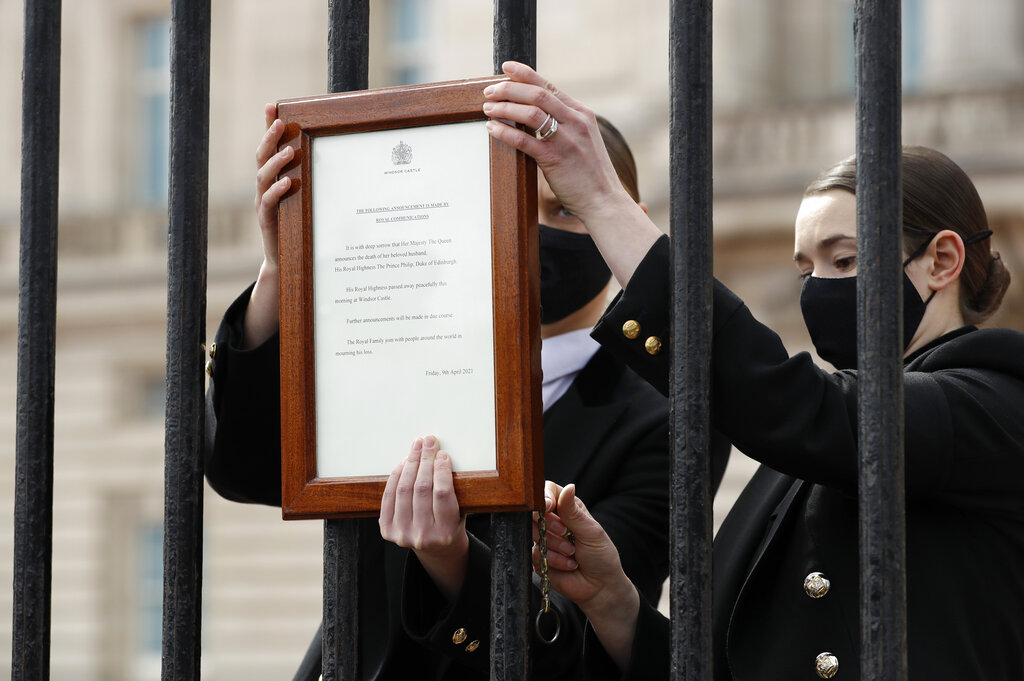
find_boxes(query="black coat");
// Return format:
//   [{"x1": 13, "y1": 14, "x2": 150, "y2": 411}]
[
  {"x1": 586, "y1": 235, "x2": 1024, "y2": 680},
  {"x1": 204, "y1": 285, "x2": 727, "y2": 680}
]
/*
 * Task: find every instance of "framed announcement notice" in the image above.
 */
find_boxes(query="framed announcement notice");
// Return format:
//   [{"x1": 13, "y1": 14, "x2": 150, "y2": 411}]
[{"x1": 275, "y1": 76, "x2": 543, "y2": 519}]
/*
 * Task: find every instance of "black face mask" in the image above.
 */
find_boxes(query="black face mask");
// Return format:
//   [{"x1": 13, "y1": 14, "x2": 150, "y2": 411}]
[
  {"x1": 538, "y1": 224, "x2": 611, "y2": 324},
  {"x1": 799, "y1": 238, "x2": 935, "y2": 370}
]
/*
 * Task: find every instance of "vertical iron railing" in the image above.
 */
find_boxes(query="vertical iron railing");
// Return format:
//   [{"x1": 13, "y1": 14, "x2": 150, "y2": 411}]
[
  {"x1": 322, "y1": 517, "x2": 362, "y2": 681},
  {"x1": 490, "y1": 2, "x2": 536, "y2": 680},
  {"x1": 854, "y1": 0, "x2": 909, "y2": 678},
  {"x1": 161, "y1": 1, "x2": 211, "y2": 680},
  {"x1": 13, "y1": 1, "x2": 62, "y2": 680},
  {"x1": 668, "y1": 1, "x2": 714, "y2": 679},
  {"x1": 322, "y1": 2, "x2": 370, "y2": 680},
  {"x1": 493, "y1": 0, "x2": 536, "y2": 69}
]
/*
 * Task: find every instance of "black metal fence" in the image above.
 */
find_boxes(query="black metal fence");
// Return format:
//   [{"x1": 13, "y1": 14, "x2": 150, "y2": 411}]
[
  {"x1": 13, "y1": 1, "x2": 61, "y2": 679},
  {"x1": 853, "y1": 1, "x2": 908, "y2": 677},
  {"x1": 12, "y1": 1, "x2": 908, "y2": 680},
  {"x1": 161, "y1": 1, "x2": 211, "y2": 679}
]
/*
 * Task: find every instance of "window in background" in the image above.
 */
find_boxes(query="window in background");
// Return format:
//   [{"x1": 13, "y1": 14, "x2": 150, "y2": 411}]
[
  {"x1": 841, "y1": 0, "x2": 923, "y2": 94},
  {"x1": 135, "y1": 17, "x2": 170, "y2": 204},
  {"x1": 117, "y1": 370, "x2": 166, "y2": 422},
  {"x1": 902, "y1": 0, "x2": 923, "y2": 93},
  {"x1": 129, "y1": 518, "x2": 164, "y2": 675},
  {"x1": 140, "y1": 373, "x2": 167, "y2": 421},
  {"x1": 138, "y1": 522, "x2": 164, "y2": 659},
  {"x1": 390, "y1": 0, "x2": 425, "y2": 85},
  {"x1": 102, "y1": 496, "x2": 165, "y2": 681}
]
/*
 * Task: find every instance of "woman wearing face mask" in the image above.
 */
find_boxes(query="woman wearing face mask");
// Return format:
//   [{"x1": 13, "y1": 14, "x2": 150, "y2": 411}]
[
  {"x1": 482, "y1": 62, "x2": 1024, "y2": 680},
  {"x1": 204, "y1": 106, "x2": 730, "y2": 680}
]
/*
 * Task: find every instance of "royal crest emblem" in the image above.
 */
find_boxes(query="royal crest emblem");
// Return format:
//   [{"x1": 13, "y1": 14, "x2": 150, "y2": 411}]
[{"x1": 391, "y1": 140, "x2": 413, "y2": 165}]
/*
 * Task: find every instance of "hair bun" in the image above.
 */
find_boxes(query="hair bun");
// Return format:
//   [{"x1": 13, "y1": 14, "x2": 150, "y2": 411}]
[{"x1": 965, "y1": 251, "x2": 1011, "y2": 325}]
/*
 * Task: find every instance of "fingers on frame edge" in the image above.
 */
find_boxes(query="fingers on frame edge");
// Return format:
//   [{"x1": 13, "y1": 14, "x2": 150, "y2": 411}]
[
  {"x1": 256, "y1": 121, "x2": 284, "y2": 164},
  {"x1": 485, "y1": 120, "x2": 544, "y2": 158},
  {"x1": 378, "y1": 459, "x2": 407, "y2": 524}
]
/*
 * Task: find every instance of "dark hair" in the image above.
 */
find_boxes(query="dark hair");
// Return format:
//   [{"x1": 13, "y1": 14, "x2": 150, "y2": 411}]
[
  {"x1": 596, "y1": 115, "x2": 641, "y2": 203},
  {"x1": 804, "y1": 145, "x2": 1011, "y2": 325}
]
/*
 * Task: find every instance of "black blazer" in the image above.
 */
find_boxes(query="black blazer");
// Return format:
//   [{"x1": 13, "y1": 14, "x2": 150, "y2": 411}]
[
  {"x1": 204, "y1": 285, "x2": 727, "y2": 680},
  {"x1": 585, "y1": 236, "x2": 1024, "y2": 680}
]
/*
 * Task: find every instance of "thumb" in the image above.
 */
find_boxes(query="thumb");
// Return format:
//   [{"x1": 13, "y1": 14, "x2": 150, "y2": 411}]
[{"x1": 556, "y1": 484, "x2": 602, "y2": 541}]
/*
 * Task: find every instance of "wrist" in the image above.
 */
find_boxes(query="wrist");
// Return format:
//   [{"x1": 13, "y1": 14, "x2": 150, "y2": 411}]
[
  {"x1": 575, "y1": 185, "x2": 636, "y2": 226},
  {"x1": 579, "y1": 573, "x2": 641, "y2": 670},
  {"x1": 580, "y1": 571, "x2": 640, "y2": 624},
  {"x1": 414, "y1": 530, "x2": 470, "y2": 602},
  {"x1": 243, "y1": 261, "x2": 281, "y2": 349},
  {"x1": 256, "y1": 258, "x2": 279, "y2": 284},
  {"x1": 577, "y1": 194, "x2": 661, "y2": 289},
  {"x1": 414, "y1": 528, "x2": 470, "y2": 563}
]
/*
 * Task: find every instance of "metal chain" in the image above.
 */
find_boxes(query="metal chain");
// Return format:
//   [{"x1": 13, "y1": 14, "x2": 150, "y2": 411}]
[
  {"x1": 534, "y1": 513, "x2": 560, "y2": 643},
  {"x1": 537, "y1": 514, "x2": 551, "y2": 612}
]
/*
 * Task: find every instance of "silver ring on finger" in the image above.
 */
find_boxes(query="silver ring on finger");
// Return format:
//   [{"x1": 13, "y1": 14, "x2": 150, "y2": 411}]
[{"x1": 535, "y1": 114, "x2": 559, "y2": 140}]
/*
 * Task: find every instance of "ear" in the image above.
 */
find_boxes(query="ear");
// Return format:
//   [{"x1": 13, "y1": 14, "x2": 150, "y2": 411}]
[
  {"x1": 926, "y1": 229, "x2": 966, "y2": 291},
  {"x1": 639, "y1": 202, "x2": 649, "y2": 216}
]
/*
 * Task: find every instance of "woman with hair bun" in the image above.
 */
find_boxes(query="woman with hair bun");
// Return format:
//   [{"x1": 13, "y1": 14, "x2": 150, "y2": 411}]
[{"x1": 483, "y1": 61, "x2": 1024, "y2": 680}]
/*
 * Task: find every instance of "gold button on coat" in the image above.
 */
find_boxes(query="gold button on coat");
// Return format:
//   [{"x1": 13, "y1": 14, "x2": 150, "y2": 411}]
[
  {"x1": 804, "y1": 571, "x2": 831, "y2": 598},
  {"x1": 205, "y1": 359, "x2": 214, "y2": 377},
  {"x1": 645, "y1": 336, "x2": 662, "y2": 355},
  {"x1": 452, "y1": 628, "x2": 467, "y2": 645},
  {"x1": 622, "y1": 320, "x2": 641, "y2": 339},
  {"x1": 209, "y1": 342, "x2": 217, "y2": 359},
  {"x1": 465, "y1": 640, "x2": 481, "y2": 653},
  {"x1": 815, "y1": 652, "x2": 839, "y2": 679}
]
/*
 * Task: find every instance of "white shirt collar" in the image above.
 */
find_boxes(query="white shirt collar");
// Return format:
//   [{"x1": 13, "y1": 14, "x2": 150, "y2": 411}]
[{"x1": 541, "y1": 328, "x2": 601, "y2": 411}]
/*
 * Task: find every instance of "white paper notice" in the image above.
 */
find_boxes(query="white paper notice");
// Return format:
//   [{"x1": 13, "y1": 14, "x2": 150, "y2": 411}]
[{"x1": 311, "y1": 121, "x2": 496, "y2": 478}]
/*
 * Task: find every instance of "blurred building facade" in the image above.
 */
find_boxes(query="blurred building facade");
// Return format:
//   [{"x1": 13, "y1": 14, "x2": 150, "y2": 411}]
[{"x1": 0, "y1": 1, "x2": 1021, "y2": 679}]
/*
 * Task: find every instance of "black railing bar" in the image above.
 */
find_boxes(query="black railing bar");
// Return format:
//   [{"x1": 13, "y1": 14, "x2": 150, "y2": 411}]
[
  {"x1": 322, "y1": 2, "x2": 370, "y2": 681},
  {"x1": 489, "y1": 515, "x2": 532, "y2": 681},
  {"x1": 13, "y1": 1, "x2": 62, "y2": 680},
  {"x1": 161, "y1": 1, "x2": 211, "y2": 680},
  {"x1": 854, "y1": 0, "x2": 909, "y2": 679},
  {"x1": 323, "y1": 519, "x2": 363, "y2": 681},
  {"x1": 490, "y1": 3, "x2": 536, "y2": 679},
  {"x1": 492, "y1": 0, "x2": 536, "y2": 75},
  {"x1": 328, "y1": 0, "x2": 370, "y2": 94},
  {"x1": 667, "y1": 0, "x2": 715, "y2": 679}
]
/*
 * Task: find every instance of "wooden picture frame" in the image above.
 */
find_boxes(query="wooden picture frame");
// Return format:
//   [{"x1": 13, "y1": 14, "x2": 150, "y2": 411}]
[{"x1": 276, "y1": 76, "x2": 542, "y2": 520}]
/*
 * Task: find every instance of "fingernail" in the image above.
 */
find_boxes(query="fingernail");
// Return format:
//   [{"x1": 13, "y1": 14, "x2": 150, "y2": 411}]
[
  {"x1": 483, "y1": 85, "x2": 495, "y2": 96},
  {"x1": 567, "y1": 558, "x2": 578, "y2": 569},
  {"x1": 544, "y1": 496, "x2": 553, "y2": 512},
  {"x1": 437, "y1": 450, "x2": 447, "y2": 462},
  {"x1": 423, "y1": 435, "x2": 436, "y2": 448},
  {"x1": 482, "y1": 102, "x2": 494, "y2": 113}
]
